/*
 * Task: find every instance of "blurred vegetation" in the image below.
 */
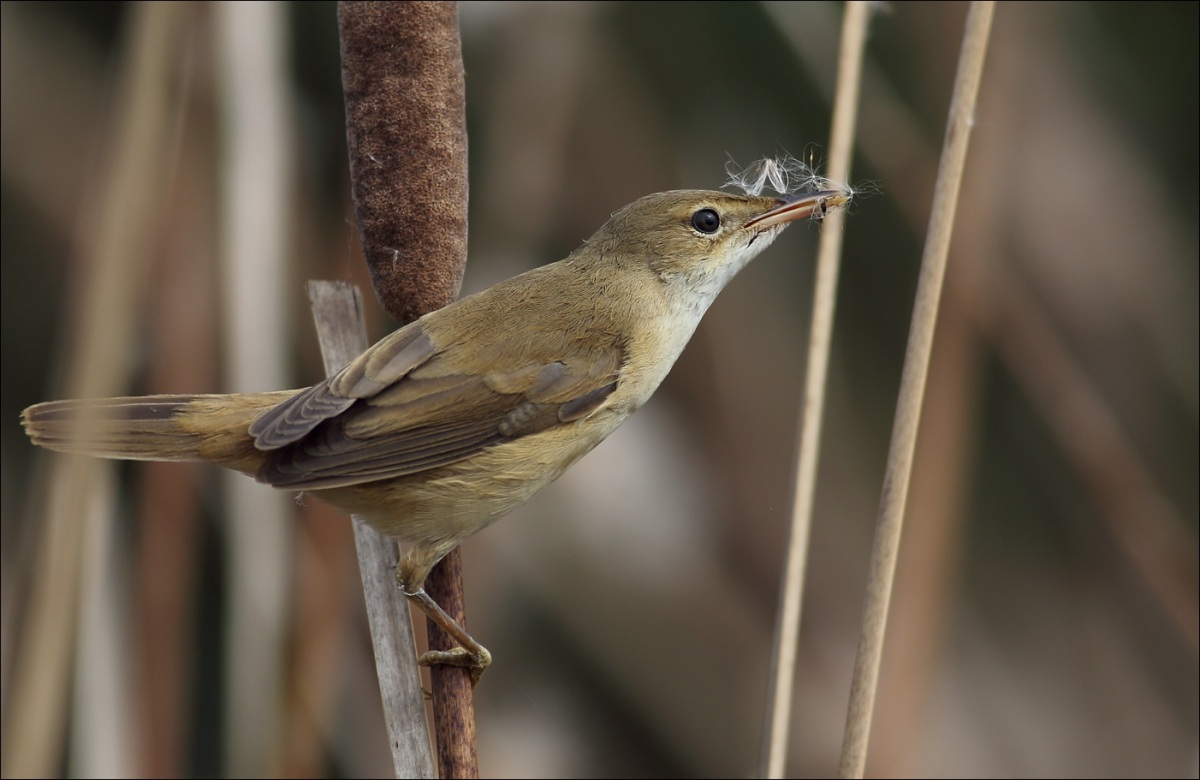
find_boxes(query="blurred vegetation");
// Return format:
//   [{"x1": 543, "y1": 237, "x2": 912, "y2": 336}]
[{"x1": 1, "y1": 2, "x2": 1196, "y2": 777}]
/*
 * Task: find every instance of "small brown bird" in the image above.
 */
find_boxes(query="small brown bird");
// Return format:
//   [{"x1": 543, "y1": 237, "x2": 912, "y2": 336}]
[{"x1": 22, "y1": 186, "x2": 848, "y2": 681}]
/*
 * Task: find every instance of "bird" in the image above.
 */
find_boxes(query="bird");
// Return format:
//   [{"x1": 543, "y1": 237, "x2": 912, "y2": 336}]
[{"x1": 22, "y1": 185, "x2": 849, "y2": 682}]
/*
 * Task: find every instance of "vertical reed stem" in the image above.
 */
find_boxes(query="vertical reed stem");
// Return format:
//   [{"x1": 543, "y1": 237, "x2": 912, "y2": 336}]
[
  {"x1": 838, "y1": 4, "x2": 996, "y2": 777},
  {"x1": 762, "y1": 2, "x2": 870, "y2": 777}
]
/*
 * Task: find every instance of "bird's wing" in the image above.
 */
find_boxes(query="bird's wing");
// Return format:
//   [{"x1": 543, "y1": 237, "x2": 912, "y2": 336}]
[{"x1": 248, "y1": 319, "x2": 623, "y2": 489}]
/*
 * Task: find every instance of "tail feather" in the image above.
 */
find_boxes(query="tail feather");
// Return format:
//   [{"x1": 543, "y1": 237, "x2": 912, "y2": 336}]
[{"x1": 22, "y1": 391, "x2": 301, "y2": 475}]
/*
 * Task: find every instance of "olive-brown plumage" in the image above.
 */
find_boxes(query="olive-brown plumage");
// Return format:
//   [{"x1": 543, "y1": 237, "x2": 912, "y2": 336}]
[{"x1": 22, "y1": 187, "x2": 848, "y2": 680}]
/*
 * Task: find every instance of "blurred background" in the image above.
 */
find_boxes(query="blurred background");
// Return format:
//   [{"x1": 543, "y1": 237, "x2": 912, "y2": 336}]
[{"x1": 1, "y1": 1, "x2": 1196, "y2": 777}]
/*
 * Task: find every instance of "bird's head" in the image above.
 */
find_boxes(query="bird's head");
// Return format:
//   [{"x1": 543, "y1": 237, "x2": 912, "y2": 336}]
[{"x1": 597, "y1": 188, "x2": 849, "y2": 306}]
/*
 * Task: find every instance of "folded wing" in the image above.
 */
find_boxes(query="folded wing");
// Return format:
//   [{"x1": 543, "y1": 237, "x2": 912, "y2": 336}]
[{"x1": 248, "y1": 320, "x2": 623, "y2": 490}]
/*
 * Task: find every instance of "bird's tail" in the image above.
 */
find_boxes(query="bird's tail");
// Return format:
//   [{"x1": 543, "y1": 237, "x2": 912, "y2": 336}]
[{"x1": 21, "y1": 391, "x2": 300, "y2": 476}]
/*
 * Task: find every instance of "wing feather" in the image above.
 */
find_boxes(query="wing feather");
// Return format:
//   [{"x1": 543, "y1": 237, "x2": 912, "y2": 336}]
[{"x1": 251, "y1": 318, "x2": 625, "y2": 490}]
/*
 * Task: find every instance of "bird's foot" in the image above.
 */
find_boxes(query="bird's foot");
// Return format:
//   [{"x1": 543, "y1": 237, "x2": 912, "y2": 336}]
[{"x1": 419, "y1": 645, "x2": 492, "y2": 687}]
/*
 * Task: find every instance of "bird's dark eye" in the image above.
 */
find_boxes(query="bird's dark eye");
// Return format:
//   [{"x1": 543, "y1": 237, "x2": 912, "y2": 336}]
[{"x1": 691, "y1": 208, "x2": 721, "y2": 234}]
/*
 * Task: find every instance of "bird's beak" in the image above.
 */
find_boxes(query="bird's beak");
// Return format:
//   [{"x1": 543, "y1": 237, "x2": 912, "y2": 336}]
[{"x1": 745, "y1": 190, "x2": 850, "y2": 230}]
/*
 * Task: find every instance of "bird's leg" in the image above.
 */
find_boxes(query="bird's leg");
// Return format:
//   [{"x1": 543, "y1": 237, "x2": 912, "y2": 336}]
[
  {"x1": 407, "y1": 589, "x2": 493, "y2": 685},
  {"x1": 397, "y1": 549, "x2": 492, "y2": 686}
]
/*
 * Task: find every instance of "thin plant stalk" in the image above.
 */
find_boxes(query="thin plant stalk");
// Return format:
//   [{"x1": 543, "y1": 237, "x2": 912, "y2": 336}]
[
  {"x1": 0, "y1": 4, "x2": 185, "y2": 776},
  {"x1": 838, "y1": 3, "x2": 996, "y2": 777},
  {"x1": 761, "y1": 2, "x2": 870, "y2": 777},
  {"x1": 134, "y1": 83, "x2": 219, "y2": 775},
  {"x1": 215, "y1": 3, "x2": 293, "y2": 774},
  {"x1": 307, "y1": 280, "x2": 435, "y2": 779},
  {"x1": 71, "y1": 476, "x2": 132, "y2": 777}
]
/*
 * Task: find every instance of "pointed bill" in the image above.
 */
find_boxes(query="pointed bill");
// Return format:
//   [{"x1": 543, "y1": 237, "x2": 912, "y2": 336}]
[{"x1": 745, "y1": 190, "x2": 850, "y2": 229}]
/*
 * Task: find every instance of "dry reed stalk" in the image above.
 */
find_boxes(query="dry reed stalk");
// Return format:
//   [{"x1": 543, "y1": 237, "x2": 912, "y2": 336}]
[
  {"x1": 838, "y1": 4, "x2": 996, "y2": 777},
  {"x1": 0, "y1": 4, "x2": 186, "y2": 776},
  {"x1": 761, "y1": 2, "x2": 871, "y2": 777},
  {"x1": 868, "y1": 292, "x2": 980, "y2": 774},
  {"x1": 307, "y1": 280, "x2": 436, "y2": 779},
  {"x1": 214, "y1": 4, "x2": 294, "y2": 773},
  {"x1": 134, "y1": 68, "x2": 219, "y2": 774}
]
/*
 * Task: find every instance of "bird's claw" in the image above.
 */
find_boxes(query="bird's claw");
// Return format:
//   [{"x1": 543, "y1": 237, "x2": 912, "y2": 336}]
[{"x1": 418, "y1": 646, "x2": 493, "y2": 687}]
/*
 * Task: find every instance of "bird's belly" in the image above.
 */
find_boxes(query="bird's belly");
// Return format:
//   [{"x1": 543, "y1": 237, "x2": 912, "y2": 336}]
[{"x1": 310, "y1": 411, "x2": 622, "y2": 549}]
